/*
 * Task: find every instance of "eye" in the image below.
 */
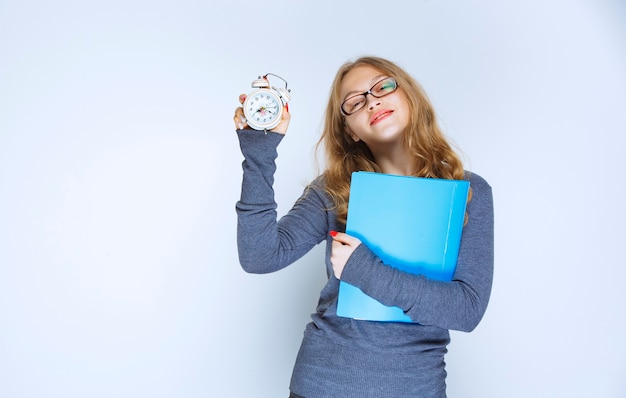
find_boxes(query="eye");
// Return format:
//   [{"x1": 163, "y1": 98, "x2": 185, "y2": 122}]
[
  {"x1": 343, "y1": 95, "x2": 365, "y2": 113},
  {"x1": 348, "y1": 98, "x2": 364, "y2": 112},
  {"x1": 374, "y1": 78, "x2": 396, "y2": 94}
]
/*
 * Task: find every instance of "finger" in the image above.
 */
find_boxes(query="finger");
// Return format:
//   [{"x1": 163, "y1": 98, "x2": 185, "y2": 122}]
[
  {"x1": 239, "y1": 94, "x2": 247, "y2": 104},
  {"x1": 269, "y1": 106, "x2": 291, "y2": 135},
  {"x1": 233, "y1": 114, "x2": 243, "y2": 130},
  {"x1": 233, "y1": 107, "x2": 247, "y2": 130},
  {"x1": 330, "y1": 239, "x2": 343, "y2": 251},
  {"x1": 234, "y1": 107, "x2": 243, "y2": 118},
  {"x1": 329, "y1": 231, "x2": 360, "y2": 246}
]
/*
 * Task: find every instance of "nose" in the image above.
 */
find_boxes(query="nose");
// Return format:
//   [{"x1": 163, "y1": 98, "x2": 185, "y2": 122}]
[{"x1": 365, "y1": 93, "x2": 382, "y2": 110}]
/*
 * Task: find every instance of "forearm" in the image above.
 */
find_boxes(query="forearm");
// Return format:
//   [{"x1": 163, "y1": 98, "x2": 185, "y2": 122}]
[
  {"x1": 341, "y1": 246, "x2": 490, "y2": 331},
  {"x1": 236, "y1": 130, "x2": 285, "y2": 272},
  {"x1": 237, "y1": 129, "x2": 282, "y2": 205},
  {"x1": 341, "y1": 174, "x2": 494, "y2": 331},
  {"x1": 235, "y1": 130, "x2": 327, "y2": 273}
]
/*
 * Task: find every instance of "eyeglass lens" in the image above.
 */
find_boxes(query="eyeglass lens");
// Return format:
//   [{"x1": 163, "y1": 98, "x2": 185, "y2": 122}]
[{"x1": 341, "y1": 77, "x2": 398, "y2": 115}]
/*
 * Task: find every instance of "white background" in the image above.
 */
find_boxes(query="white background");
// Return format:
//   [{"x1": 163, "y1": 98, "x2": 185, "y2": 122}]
[{"x1": 1, "y1": 0, "x2": 625, "y2": 397}]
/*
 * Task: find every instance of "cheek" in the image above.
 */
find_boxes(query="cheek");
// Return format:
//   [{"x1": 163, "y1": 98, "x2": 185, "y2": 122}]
[
  {"x1": 344, "y1": 119, "x2": 365, "y2": 142},
  {"x1": 391, "y1": 97, "x2": 412, "y2": 126},
  {"x1": 345, "y1": 113, "x2": 368, "y2": 132}
]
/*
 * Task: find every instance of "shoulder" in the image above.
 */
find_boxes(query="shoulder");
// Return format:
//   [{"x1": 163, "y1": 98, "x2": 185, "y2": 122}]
[
  {"x1": 307, "y1": 173, "x2": 329, "y2": 197},
  {"x1": 302, "y1": 173, "x2": 334, "y2": 206},
  {"x1": 309, "y1": 173, "x2": 327, "y2": 189},
  {"x1": 463, "y1": 171, "x2": 493, "y2": 215},
  {"x1": 464, "y1": 171, "x2": 492, "y2": 193}
]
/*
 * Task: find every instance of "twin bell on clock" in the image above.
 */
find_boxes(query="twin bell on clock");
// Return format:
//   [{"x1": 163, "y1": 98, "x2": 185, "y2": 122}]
[{"x1": 243, "y1": 73, "x2": 291, "y2": 131}]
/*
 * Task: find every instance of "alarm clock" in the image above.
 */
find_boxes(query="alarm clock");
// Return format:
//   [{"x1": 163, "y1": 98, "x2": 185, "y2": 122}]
[{"x1": 243, "y1": 73, "x2": 291, "y2": 131}]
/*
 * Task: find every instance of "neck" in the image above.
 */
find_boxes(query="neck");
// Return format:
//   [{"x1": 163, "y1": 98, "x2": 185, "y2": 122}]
[{"x1": 371, "y1": 145, "x2": 414, "y2": 176}]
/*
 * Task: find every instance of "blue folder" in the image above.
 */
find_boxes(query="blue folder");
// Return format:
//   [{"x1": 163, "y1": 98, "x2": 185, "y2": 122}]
[{"x1": 336, "y1": 172, "x2": 470, "y2": 322}]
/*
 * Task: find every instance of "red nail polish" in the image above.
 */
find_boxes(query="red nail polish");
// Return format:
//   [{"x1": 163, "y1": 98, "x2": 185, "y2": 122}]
[{"x1": 329, "y1": 230, "x2": 337, "y2": 237}]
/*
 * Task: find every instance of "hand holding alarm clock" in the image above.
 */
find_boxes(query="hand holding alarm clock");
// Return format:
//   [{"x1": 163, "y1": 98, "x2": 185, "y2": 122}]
[{"x1": 235, "y1": 73, "x2": 291, "y2": 133}]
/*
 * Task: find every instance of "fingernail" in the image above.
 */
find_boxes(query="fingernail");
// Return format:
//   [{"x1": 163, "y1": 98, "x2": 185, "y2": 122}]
[
  {"x1": 285, "y1": 103, "x2": 289, "y2": 112},
  {"x1": 329, "y1": 230, "x2": 337, "y2": 237}
]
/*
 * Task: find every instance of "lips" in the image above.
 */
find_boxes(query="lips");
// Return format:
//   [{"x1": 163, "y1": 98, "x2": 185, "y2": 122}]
[{"x1": 370, "y1": 110, "x2": 393, "y2": 125}]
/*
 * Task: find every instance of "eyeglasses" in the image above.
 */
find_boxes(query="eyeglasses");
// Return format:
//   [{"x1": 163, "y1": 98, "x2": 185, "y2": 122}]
[{"x1": 340, "y1": 77, "x2": 399, "y2": 115}]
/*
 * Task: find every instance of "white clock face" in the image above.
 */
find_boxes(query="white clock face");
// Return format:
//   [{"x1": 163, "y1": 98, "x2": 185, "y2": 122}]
[{"x1": 244, "y1": 89, "x2": 282, "y2": 130}]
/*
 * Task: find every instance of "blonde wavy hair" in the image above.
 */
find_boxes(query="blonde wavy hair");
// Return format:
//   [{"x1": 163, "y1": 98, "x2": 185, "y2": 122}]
[{"x1": 316, "y1": 56, "x2": 471, "y2": 225}]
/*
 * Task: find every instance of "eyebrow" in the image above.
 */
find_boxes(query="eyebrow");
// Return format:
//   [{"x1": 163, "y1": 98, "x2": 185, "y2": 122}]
[{"x1": 342, "y1": 74, "x2": 388, "y2": 99}]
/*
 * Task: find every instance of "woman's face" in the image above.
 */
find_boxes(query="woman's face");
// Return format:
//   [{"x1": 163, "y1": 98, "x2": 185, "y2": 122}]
[{"x1": 339, "y1": 65, "x2": 410, "y2": 152}]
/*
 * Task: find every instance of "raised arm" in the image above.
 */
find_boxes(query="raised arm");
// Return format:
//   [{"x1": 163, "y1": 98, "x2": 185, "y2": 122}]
[{"x1": 233, "y1": 95, "x2": 328, "y2": 274}]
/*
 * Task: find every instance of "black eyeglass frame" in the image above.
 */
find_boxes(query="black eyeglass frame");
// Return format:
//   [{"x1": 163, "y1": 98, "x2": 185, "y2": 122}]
[{"x1": 340, "y1": 77, "x2": 399, "y2": 116}]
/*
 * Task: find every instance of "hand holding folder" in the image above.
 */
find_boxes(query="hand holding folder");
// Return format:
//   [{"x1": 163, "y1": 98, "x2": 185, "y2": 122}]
[{"x1": 336, "y1": 172, "x2": 470, "y2": 323}]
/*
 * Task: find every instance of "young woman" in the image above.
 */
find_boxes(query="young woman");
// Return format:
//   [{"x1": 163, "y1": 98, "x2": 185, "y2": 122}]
[{"x1": 232, "y1": 56, "x2": 494, "y2": 398}]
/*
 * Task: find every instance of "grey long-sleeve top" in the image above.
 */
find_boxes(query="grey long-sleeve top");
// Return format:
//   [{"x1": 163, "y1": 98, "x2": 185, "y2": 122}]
[{"x1": 235, "y1": 129, "x2": 494, "y2": 397}]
